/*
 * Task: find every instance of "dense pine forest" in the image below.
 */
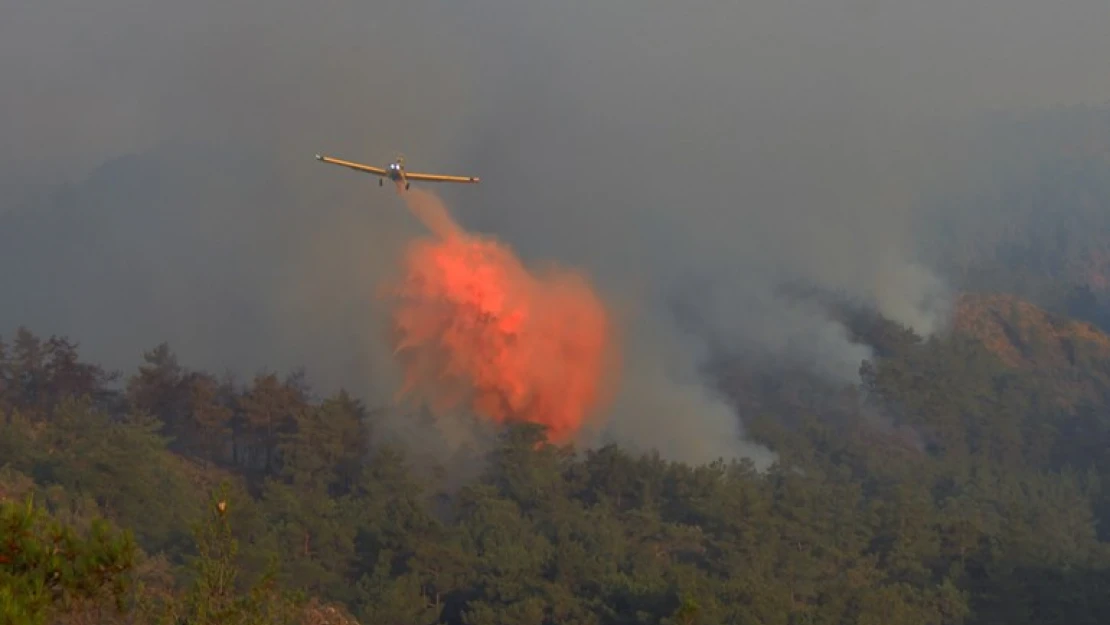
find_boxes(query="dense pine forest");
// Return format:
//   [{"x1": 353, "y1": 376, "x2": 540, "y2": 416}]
[
  {"x1": 6, "y1": 105, "x2": 1110, "y2": 624},
  {"x1": 8, "y1": 293, "x2": 1110, "y2": 625}
]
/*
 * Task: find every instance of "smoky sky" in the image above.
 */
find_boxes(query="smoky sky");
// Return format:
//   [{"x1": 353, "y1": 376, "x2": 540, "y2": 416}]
[{"x1": 2, "y1": 0, "x2": 1109, "y2": 467}]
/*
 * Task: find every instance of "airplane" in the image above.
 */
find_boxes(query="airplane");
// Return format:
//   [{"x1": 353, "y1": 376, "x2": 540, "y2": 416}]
[{"x1": 314, "y1": 153, "x2": 480, "y2": 190}]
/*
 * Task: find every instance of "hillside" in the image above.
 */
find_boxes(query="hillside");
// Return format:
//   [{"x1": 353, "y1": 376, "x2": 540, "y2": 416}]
[
  {"x1": 5, "y1": 290, "x2": 1110, "y2": 624},
  {"x1": 953, "y1": 292, "x2": 1110, "y2": 368},
  {"x1": 8, "y1": 102, "x2": 1110, "y2": 621}
]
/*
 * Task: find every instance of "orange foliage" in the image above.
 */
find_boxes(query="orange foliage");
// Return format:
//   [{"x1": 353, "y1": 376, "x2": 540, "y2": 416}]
[{"x1": 953, "y1": 292, "x2": 1110, "y2": 368}]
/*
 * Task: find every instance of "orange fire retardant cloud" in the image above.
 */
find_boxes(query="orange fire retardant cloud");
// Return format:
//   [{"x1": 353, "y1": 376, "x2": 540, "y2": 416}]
[{"x1": 383, "y1": 189, "x2": 619, "y2": 444}]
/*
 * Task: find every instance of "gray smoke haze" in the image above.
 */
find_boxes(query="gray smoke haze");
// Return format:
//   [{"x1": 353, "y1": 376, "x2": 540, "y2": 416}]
[{"x1": 3, "y1": 0, "x2": 1110, "y2": 468}]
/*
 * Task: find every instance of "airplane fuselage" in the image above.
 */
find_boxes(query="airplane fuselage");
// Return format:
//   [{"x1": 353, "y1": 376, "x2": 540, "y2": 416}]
[
  {"x1": 386, "y1": 160, "x2": 410, "y2": 189},
  {"x1": 314, "y1": 152, "x2": 478, "y2": 191},
  {"x1": 387, "y1": 161, "x2": 405, "y2": 181}
]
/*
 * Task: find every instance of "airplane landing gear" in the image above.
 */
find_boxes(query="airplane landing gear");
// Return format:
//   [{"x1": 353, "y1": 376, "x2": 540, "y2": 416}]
[
  {"x1": 405, "y1": 182, "x2": 410, "y2": 190},
  {"x1": 378, "y1": 178, "x2": 383, "y2": 186}
]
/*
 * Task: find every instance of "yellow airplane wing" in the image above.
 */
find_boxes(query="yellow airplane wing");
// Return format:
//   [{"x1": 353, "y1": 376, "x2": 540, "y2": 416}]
[
  {"x1": 403, "y1": 171, "x2": 481, "y2": 184},
  {"x1": 314, "y1": 154, "x2": 389, "y2": 177}
]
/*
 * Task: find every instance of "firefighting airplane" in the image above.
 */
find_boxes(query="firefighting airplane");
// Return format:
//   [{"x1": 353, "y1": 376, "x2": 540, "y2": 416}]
[{"x1": 314, "y1": 153, "x2": 480, "y2": 190}]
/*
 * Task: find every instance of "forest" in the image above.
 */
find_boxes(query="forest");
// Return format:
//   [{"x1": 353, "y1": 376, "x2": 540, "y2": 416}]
[{"x1": 6, "y1": 105, "x2": 1110, "y2": 624}]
